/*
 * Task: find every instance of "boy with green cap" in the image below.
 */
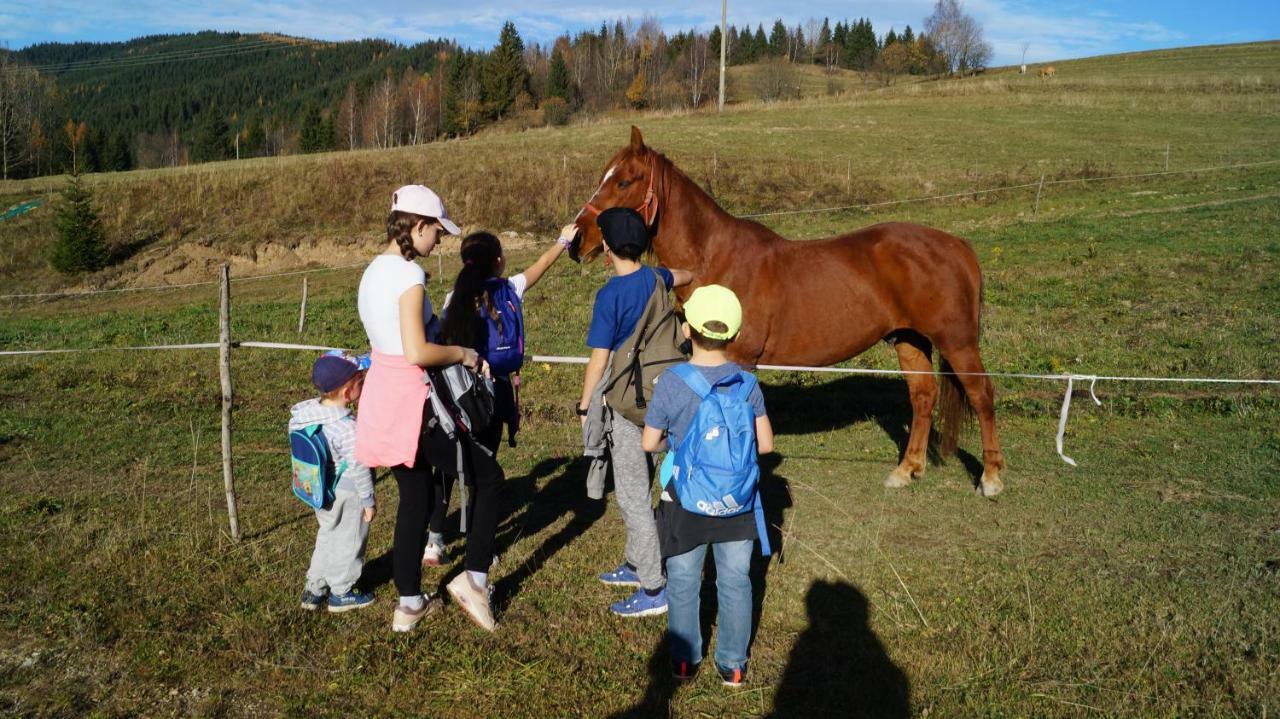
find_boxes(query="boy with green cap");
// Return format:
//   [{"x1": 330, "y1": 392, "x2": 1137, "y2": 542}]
[{"x1": 641, "y1": 284, "x2": 774, "y2": 687}]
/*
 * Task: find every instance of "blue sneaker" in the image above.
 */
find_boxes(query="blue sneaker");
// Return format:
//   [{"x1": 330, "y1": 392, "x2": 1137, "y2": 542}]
[
  {"x1": 610, "y1": 588, "x2": 667, "y2": 617},
  {"x1": 327, "y1": 588, "x2": 375, "y2": 613},
  {"x1": 300, "y1": 588, "x2": 327, "y2": 611},
  {"x1": 598, "y1": 563, "x2": 642, "y2": 587}
]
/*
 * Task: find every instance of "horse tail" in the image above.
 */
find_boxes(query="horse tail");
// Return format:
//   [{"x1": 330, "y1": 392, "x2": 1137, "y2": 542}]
[{"x1": 937, "y1": 358, "x2": 973, "y2": 457}]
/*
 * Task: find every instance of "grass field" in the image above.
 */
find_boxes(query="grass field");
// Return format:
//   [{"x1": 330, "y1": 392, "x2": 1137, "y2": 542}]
[{"x1": 1, "y1": 42, "x2": 1279, "y2": 717}]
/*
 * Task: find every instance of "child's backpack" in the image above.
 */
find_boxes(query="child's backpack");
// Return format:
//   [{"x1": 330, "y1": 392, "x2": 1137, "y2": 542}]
[
  {"x1": 482, "y1": 278, "x2": 524, "y2": 377},
  {"x1": 289, "y1": 424, "x2": 346, "y2": 510},
  {"x1": 425, "y1": 364, "x2": 497, "y2": 533},
  {"x1": 604, "y1": 268, "x2": 687, "y2": 426},
  {"x1": 666, "y1": 364, "x2": 771, "y2": 555}
]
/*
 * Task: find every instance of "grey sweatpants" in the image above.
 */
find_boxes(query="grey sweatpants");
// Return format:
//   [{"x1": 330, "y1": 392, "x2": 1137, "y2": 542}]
[
  {"x1": 608, "y1": 412, "x2": 663, "y2": 591},
  {"x1": 305, "y1": 490, "x2": 369, "y2": 596}
]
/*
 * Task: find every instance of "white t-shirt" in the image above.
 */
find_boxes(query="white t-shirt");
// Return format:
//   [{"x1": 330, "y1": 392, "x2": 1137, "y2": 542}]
[
  {"x1": 441, "y1": 272, "x2": 528, "y2": 311},
  {"x1": 358, "y1": 255, "x2": 435, "y2": 355}
]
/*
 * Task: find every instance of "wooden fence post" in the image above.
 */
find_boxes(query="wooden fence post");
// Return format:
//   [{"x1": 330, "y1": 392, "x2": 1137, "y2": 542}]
[
  {"x1": 1164, "y1": 143, "x2": 1170, "y2": 172},
  {"x1": 219, "y1": 264, "x2": 241, "y2": 541},
  {"x1": 1034, "y1": 174, "x2": 1046, "y2": 216},
  {"x1": 297, "y1": 276, "x2": 308, "y2": 336}
]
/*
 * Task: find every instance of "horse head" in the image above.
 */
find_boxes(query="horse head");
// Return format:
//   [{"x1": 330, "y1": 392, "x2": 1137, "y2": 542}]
[{"x1": 570, "y1": 126, "x2": 662, "y2": 263}]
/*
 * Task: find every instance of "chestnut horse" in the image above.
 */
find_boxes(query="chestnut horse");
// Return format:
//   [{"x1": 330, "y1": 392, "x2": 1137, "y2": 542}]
[{"x1": 572, "y1": 127, "x2": 1006, "y2": 496}]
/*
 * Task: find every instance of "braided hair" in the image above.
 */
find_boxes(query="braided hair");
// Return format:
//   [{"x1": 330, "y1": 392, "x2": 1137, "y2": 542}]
[{"x1": 386, "y1": 210, "x2": 436, "y2": 261}]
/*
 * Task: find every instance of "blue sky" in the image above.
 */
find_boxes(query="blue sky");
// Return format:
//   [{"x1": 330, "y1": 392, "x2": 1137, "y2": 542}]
[{"x1": 3, "y1": 1, "x2": 1277, "y2": 66}]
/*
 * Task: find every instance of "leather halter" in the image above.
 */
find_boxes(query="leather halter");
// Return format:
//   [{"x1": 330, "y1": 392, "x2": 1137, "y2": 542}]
[{"x1": 580, "y1": 154, "x2": 660, "y2": 228}]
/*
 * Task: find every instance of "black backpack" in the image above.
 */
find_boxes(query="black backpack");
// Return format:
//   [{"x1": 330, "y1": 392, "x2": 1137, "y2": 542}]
[{"x1": 426, "y1": 364, "x2": 496, "y2": 438}]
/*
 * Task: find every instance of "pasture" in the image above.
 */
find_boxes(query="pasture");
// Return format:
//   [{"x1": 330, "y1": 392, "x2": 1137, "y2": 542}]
[{"x1": 1, "y1": 42, "x2": 1278, "y2": 717}]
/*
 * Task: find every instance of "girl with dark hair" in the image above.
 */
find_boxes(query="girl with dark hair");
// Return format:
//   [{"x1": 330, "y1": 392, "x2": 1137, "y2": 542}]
[
  {"x1": 421, "y1": 224, "x2": 578, "y2": 567},
  {"x1": 354, "y1": 184, "x2": 499, "y2": 633}
]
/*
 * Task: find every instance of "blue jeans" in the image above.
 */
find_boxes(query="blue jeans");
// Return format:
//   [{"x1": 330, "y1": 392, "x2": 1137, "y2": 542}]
[{"x1": 666, "y1": 539, "x2": 753, "y2": 671}]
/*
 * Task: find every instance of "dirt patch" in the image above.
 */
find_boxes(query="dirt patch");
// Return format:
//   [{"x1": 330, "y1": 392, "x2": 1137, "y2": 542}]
[{"x1": 120, "y1": 229, "x2": 543, "y2": 288}]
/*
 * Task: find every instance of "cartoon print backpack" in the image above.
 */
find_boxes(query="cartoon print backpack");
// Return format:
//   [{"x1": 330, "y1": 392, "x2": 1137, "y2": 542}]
[
  {"x1": 289, "y1": 424, "x2": 346, "y2": 510},
  {"x1": 666, "y1": 364, "x2": 771, "y2": 555},
  {"x1": 481, "y1": 277, "x2": 524, "y2": 377}
]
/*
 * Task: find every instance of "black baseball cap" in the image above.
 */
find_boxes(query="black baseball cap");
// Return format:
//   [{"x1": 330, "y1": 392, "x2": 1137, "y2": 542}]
[{"x1": 596, "y1": 207, "x2": 648, "y2": 256}]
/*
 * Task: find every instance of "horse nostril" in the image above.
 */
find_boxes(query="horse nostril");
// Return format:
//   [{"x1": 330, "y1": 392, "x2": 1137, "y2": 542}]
[{"x1": 568, "y1": 236, "x2": 582, "y2": 263}]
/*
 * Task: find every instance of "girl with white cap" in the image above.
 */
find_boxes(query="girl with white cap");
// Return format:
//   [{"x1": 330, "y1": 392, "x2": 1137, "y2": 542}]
[{"x1": 354, "y1": 184, "x2": 502, "y2": 632}]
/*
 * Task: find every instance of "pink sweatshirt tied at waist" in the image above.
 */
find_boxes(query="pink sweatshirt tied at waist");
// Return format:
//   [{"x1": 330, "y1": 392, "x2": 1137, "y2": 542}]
[{"x1": 355, "y1": 350, "x2": 431, "y2": 469}]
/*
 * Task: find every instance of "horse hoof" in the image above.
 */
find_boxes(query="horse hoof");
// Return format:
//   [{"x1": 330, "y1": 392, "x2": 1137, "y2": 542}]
[
  {"x1": 884, "y1": 469, "x2": 913, "y2": 489},
  {"x1": 979, "y1": 475, "x2": 1004, "y2": 497}
]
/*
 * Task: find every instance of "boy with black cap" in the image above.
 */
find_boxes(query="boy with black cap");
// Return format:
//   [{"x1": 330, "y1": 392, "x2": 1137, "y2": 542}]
[
  {"x1": 577, "y1": 207, "x2": 693, "y2": 617},
  {"x1": 290, "y1": 352, "x2": 377, "y2": 613}
]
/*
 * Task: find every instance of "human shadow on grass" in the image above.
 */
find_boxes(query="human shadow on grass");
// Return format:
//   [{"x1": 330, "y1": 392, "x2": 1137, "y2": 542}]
[
  {"x1": 608, "y1": 453, "x2": 792, "y2": 718},
  {"x1": 767, "y1": 580, "x2": 910, "y2": 719},
  {"x1": 488, "y1": 455, "x2": 606, "y2": 613},
  {"x1": 762, "y1": 375, "x2": 984, "y2": 484}
]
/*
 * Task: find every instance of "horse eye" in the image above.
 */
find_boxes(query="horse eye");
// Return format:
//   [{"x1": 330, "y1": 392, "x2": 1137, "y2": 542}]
[{"x1": 617, "y1": 180, "x2": 632, "y2": 189}]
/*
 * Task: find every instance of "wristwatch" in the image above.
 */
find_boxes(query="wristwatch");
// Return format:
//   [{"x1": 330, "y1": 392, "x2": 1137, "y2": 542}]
[{"x1": 575, "y1": 404, "x2": 589, "y2": 416}]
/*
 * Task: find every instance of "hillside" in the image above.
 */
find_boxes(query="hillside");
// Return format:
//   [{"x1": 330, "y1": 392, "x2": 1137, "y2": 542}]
[
  {"x1": 13, "y1": 32, "x2": 453, "y2": 149},
  {"x1": 0, "y1": 40, "x2": 1277, "y2": 295}
]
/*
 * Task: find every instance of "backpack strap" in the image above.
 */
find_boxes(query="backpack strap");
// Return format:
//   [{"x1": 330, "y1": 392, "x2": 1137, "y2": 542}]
[
  {"x1": 733, "y1": 372, "x2": 757, "y2": 403},
  {"x1": 754, "y1": 492, "x2": 772, "y2": 557},
  {"x1": 669, "y1": 363, "x2": 715, "y2": 399}
]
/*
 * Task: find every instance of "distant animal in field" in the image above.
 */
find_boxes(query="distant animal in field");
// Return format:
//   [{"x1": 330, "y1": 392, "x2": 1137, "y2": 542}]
[{"x1": 1040, "y1": 65, "x2": 1057, "y2": 79}]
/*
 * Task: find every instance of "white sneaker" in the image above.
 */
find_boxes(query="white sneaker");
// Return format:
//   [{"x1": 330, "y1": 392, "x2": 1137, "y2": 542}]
[
  {"x1": 422, "y1": 543, "x2": 446, "y2": 567},
  {"x1": 391, "y1": 595, "x2": 443, "y2": 632},
  {"x1": 447, "y1": 573, "x2": 497, "y2": 632}
]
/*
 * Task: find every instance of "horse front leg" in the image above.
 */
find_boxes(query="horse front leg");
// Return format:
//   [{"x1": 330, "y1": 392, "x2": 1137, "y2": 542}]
[{"x1": 885, "y1": 334, "x2": 936, "y2": 489}]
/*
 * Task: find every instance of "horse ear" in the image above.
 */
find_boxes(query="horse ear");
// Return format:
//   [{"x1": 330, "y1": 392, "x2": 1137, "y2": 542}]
[{"x1": 630, "y1": 126, "x2": 647, "y2": 155}]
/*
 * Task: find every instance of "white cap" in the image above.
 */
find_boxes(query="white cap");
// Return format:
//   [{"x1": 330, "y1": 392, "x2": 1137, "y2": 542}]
[{"x1": 390, "y1": 185, "x2": 461, "y2": 236}]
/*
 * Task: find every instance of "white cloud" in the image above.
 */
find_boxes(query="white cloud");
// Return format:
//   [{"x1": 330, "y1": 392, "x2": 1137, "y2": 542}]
[{"x1": 12, "y1": 0, "x2": 1198, "y2": 64}]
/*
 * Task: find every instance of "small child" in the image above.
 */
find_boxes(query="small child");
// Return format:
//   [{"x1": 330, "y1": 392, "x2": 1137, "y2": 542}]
[
  {"x1": 641, "y1": 285, "x2": 774, "y2": 687},
  {"x1": 291, "y1": 353, "x2": 378, "y2": 613}
]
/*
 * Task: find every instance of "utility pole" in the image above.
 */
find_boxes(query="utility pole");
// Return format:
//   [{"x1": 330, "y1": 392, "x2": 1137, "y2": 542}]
[{"x1": 718, "y1": 0, "x2": 727, "y2": 112}]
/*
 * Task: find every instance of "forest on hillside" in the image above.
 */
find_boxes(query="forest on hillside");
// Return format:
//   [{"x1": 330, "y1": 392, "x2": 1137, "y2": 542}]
[{"x1": 0, "y1": 8, "x2": 981, "y2": 180}]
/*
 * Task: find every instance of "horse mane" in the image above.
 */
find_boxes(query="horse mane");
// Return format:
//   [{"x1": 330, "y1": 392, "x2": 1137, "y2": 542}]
[{"x1": 653, "y1": 152, "x2": 787, "y2": 245}]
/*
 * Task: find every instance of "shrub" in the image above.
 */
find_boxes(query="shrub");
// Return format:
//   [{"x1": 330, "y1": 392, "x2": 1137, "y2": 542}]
[
  {"x1": 542, "y1": 97, "x2": 571, "y2": 126},
  {"x1": 753, "y1": 58, "x2": 801, "y2": 102},
  {"x1": 50, "y1": 175, "x2": 109, "y2": 273}
]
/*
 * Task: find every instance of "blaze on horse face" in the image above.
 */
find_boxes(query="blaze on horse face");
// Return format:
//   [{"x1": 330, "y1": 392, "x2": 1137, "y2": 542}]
[{"x1": 570, "y1": 126, "x2": 658, "y2": 263}]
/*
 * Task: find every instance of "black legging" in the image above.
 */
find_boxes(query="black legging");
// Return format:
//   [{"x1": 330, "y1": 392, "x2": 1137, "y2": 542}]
[{"x1": 391, "y1": 401, "x2": 505, "y2": 597}]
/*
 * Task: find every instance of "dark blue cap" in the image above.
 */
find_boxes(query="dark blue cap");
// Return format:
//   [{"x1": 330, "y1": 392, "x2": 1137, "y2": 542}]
[
  {"x1": 596, "y1": 207, "x2": 648, "y2": 256},
  {"x1": 312, "y1": 354, "x2": 361, "y2": 393}
]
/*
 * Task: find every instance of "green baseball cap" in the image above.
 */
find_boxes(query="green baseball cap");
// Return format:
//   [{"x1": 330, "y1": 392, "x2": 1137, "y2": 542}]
[{"x1": 683, "y1": 284, "x2": 742, "y2": 340}]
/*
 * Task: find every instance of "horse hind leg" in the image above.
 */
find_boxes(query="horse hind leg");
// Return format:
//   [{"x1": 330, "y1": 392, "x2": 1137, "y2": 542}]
[
  {"x1": 885, "y1": 333, "x2": 936, "y2": 489},
  {"x1": 937, "y1": 345, "x2": 1006, "y2": 497}
]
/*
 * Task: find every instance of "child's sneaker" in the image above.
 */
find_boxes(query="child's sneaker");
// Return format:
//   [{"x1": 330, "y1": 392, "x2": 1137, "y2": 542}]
[
  {"x1": 300, "y1": 588, "x2": 327, "y2": 611},
  {"x1": 671, "y1": 660, "x2": 698, "y2": 682},
  {"x1": 598, "y1": 563, "x2": 642, "y2": 587},
  {"x1": 609, "y1": 588, "x2": 668, "y2": 617},
  {"x1": 392, "y1": 595, "x2": 443, "y2": 632},
  {"x1": 422, "y1": 542, "x2": 447, "y2": 567},
  {"x1": 446, "y1": 573, "x2": 497, "y2": 632},
  {"x1": 327, "y1": 588, "x2": 375, "y2": 613},
  {"x1": 716, "y1": 664, "x2": 746, "y2": 688}
]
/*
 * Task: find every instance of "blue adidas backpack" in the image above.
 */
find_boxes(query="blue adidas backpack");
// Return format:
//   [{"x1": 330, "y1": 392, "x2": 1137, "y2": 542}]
[
  {"x1": 667, "y1": 364, "x2": 771, "y2": 555},
  {"x1": 289, "y1": 425, "x2": 346, "y2": 510},
  {"x1": 482, "y1": 278, "x2": 524, "y2": 376}
]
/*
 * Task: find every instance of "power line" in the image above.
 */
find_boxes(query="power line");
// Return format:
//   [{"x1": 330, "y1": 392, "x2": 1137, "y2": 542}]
[{"x1": 3, "y1": 38, "x2": 293, "y2": 75}]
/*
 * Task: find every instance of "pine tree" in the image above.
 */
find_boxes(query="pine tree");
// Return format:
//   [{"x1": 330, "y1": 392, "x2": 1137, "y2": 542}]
[
  {"x1": 753, "y1": 25, "x2": 768, "y2": 60},
  {"x1": 298, "y1": 105, "x2": 326, "y2": 153},
  {"x1": 547, "y1": 48, "x2": 571, "y2": 102},
  {"x1": 51, "y1": 174, "x2": 109, "y2": 273},
  {"x1": 818, "y1": 19, "x2": 832, "y2": 63},
  {"x1": 106, "y1": 132, "x2": 132, "y2": 171},
  {"x1": 768, "y1": 20, "x2": 788, "y2": 58},
  {"x1": 885, "y1": 28, "x2": 899, "y2": 47},
  {"x1": 902, "y1": 26, "x2": 916, "y2": 45},
  {"x1": 191, "y1": 110, "x2": 230, "y2": 163},
  {"x1": 483, "y1": 21, "x2": 529, "y2": 119}
]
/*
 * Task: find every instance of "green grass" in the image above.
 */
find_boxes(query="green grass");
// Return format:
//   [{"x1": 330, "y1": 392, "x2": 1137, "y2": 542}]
[{"x1": 1, "y1": 41, "x2": 1279, "y2": 717}]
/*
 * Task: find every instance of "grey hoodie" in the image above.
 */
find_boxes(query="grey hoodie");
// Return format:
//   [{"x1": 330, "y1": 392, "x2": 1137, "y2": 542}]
[{"x1": 289, "y1": 399, "x2": 375, "y2": 508}]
